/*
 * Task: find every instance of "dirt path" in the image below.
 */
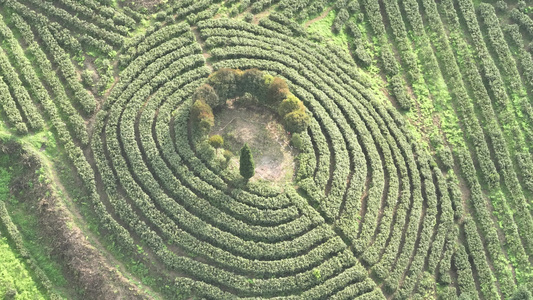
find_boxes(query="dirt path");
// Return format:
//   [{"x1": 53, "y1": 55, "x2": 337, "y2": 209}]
[
  {"x1": 211, "y1": 105, "x2": 296, "y2": 183},
  {"x1": 33, "y1": 147, "x2": 156, "y2": 299},
  {"x1": 252, "y1": 10, "x2": 272, "y2": 25},
  {"x1": 190, "y1": 26, "x2": 213, "y2": 72},
  {"x1": 304, "y1": 7, "x2": 333, "y2": 28}
]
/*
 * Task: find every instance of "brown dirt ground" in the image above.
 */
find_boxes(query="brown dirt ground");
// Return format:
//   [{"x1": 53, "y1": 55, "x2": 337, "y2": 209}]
[
  {"x1": 211, "y1": 104, "x2": 296, "y2": 183},
  {"x1": 1, "y1": 140, "x2": 149, "y2": 300},
  {"x1": 122, "y1": 0, "x2": 161, "y2": 10}
]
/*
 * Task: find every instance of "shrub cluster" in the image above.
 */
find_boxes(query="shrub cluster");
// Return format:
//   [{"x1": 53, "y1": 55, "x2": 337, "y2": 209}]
[{"x1": 190, "y1": 68, "x2": 310, "y2": 133}]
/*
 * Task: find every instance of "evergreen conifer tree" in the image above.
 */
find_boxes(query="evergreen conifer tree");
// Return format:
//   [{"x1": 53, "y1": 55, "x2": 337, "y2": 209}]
[{"x1": 239, "y1": 143, "x2": 255, "y2": 180}]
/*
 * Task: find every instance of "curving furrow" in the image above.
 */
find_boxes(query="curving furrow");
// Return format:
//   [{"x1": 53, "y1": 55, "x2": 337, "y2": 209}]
[
  {"x1": 197, "y1": 18, "x2": 448, "y2": 297},
  {"x1": 83, "y1": 6, "x2": 469, "y2": 296},
  {"x1": 90, "y1": 22, "x2": 386, "y2": 298},
  {"x1": 198, "y1": 24, "x2": 399, "y2": 257},
  {"x1": 1, "y1": 0, "x2": 531, "y2": 298}
]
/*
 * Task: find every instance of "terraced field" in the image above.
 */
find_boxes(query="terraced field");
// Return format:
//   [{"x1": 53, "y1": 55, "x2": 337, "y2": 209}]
[{"x1": 1, "y1": 0, "x2": 533, "y2": 299}]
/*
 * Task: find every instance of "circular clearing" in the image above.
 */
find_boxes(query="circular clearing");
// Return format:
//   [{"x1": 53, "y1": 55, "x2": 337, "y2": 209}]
[{"x1": 211, "y1": 103, "x2": 297, "y2": 183}]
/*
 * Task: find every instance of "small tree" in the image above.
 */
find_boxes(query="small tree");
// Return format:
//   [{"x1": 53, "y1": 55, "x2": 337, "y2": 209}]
[
  {"x1": 511, "y1": 286, "x2": 532, "y2": 300},
  {"x1": 267, "y1": 77, "x2": 289, "y2": 104},
  {"x1": 223, "y1": 149, "x2": 233, "y2": 162},
  {"x1": 208, "y1": 135, "x2": 224, "y2": 153},
  {"x1": 190, "y1": 100, "x2": 214, "y2": 133},
  {"x1": 239, "y1": 143, "x2": 255, "y2": 180},
  {"x1": 277, "y1": 94, "x2": 303, "y2": 117},
  {"x1": 284, "y1": 108, "x2": 310, "y2": 133},
  {"x1": 235, "y1": 92, "x2": 258, "y2": 107},
  {"x1": 81, "y1": 69, "x2": 95, "y2": 87},
  {"x1": 290, "y1": 133, "x2": 304, "y2": 150},
  {"x1": 207, "y1": 68, "x2": 242, "y2": 100},
  {"x1": 193, "y1": 84, "x2": 220, "y2": 108},
  {"x1": 241, "y1": 68, "x2": 265, "y2": 94}
]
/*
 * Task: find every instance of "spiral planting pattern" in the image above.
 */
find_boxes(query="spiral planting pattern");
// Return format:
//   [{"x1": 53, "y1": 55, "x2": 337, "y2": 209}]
[
  {"x1": 88, "y1": 17, "x2": 458, "y2": 298},
  {"x1": 4, "y1": 0, "x2": 533, "y2": 298}
]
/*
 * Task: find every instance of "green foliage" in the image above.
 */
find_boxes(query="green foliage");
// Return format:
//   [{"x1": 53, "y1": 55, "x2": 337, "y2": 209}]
[
  {"x1": 277, "y1": 94, "x2": 303, "y2": 117},
  {"x1": 239, "y1": 143, "x2": 255, "y2": 180},
  {"x1": 290, "y1": 133, "x2": 304, "y2": 150},
  {"x1": 191, "y1": 100, "x2": 214, "y2": 133},
  {"x1": 284, "y1": 109, "x2": 309, "y2": 133},
  {"x1": 262, "y1": 73, "x2": 274, "y2": 87},
  {"x1": 353, "y1": 45, "x2": 372, "y2": 67},
  {"x1": 267, "y1": 77, "x2": 289, "y2": 104},
  {"x1": 312, "y1": 268, "x2": 321, "y2": 280},
  {"x1": 389, "y1": 75, "x2": 411, "y2": 110},
  {"x1": 381, "y1": 46, "x2": 398, "y2": 76},
  {"x1": 244, "y1": 13, "x2": 253, "y2": 23},
  {"x1": 9, "y1": 13, "x2": 88, "y2": 144},
  {"x1": 196, "y1": 68, "x2": 310, "y2": 138},
  {"x1": 511, "y1": 286, "x2": 533, "y2": 300},
  {"x1": 81, "y1": 69, "x2": 95, "y2": 87},
  {"x1": 0, "y1": 78, "x2": 27, "y2": 134},
  {"x1": 193, "y1": 84, "x2": 220, "y2": 108},
  {"x1": 208, "y1": 135, "x2": 224, "y2": 149},
  {"x1": 332, "y1": 8, "x2": 349, "y2": 33},
  {"x1": 5, "y1": 0, "x2": 533, "y2": 298},
  {"x1": 0, "y1": 237, "x2": 45, "y2": 300},
  {"x1": 276, "y1": 94, "x2": 309, "y2": 133},
  {"x1": 0, "y1": 166, "x2": 10, "y2": 201},
  {"x1": 155, "y1": 11, "x2": 167, "y2": 21},
  {"x1": 495, "y1": 0, "x2": 507, "y2": 11},
  {"x1": 240, "y1": 68, "x2": 266, "y2": 95},
  {"x1": 207, "y1": 68, "x2": 242, "y2": 100},
  {"x1": 235, "y1": 92, "x2": 258, "y2": 106},
  {"x1": 437, "y1": 146, "x2": 454, "y2": 170},
  {"x1": 223, "y1": 149, "x2": 233, "y2": 162}
]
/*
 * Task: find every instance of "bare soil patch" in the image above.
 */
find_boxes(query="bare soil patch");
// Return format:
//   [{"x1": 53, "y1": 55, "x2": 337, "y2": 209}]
[
  {"x1": 211, "y1": 104, "x2": 296, "y2": 184},
  {"x1": 122, "y1": 0, "x2": 161, "y2": 10},
  {"x1": 0, "y1": 139, "x2": 148, "y2": 300},
  {"x1": 252, "y1": 10, "x2": 273, "y2": 25}
]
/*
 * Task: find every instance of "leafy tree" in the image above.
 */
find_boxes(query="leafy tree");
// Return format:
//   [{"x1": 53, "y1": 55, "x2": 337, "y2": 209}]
[
  {"x1": 458, "y1": 293, "x2": 472, "y2": 300},
  {"x1": 190, "y1": 100, "x2": 214, "y2": 133},
  {"x1": 284, "y1": 109, "x2": 309, "y2": 132},
  {"x1": 193, "y1": 84, "x2": 220, "y2": 108},
  {"x1": 155, "y1": 11, "x2": 167, "y2": 21},
  {"x1": 382, "y1": 46, "x2": 399, "y2": 76},
  {"x1": 278, "y1": 94, "x2": 303, "y2": 116},
  {"x1": 244, "y1": 12, "x2": 253, "y2": 22},
  {"x1": 495, "y1": 0, "x2": 507, "y2": 11},
  {"x1": 239, "y1": 143, "x2": 255, "y2": 180},
  {"x1": 267, "y1": 77, "x2": 289, "y2": 104},
  {"x1": 354, "y1": 46, "x2": 372, "y2": 67},
  {"x1": 517, "y1": 0, "x2": 526, "y2": 11},
  {"x1": 437, "y1": 146, "x2": 454, "y2": 170},
  {"x1": 223, "y1": 149, "x2": 233, "y2": 162},
  {"x1": 290, "y1": 133, "x2": 303, "y2": 150},
  {"x1": 511, "y1": 286, "x2": 532, "y2": 300},
  {"x1": 312, "y1": 268, "x2": 321, "y2": 280},
  {"x1": 263, "y1": 73, "x2": 274, "y2": 87},
  {"x1": 332, "y1": 8, "x2": 349, "y2": 33},
  {"x1": 207, "y1": 68, "x2": 242, "y2": 100},
  {"x1": 240, "y1": 68, "x2": 265, "y2": 94},
  {"x1": 390, "y1": 75, "x2": 411, "y2": 110},
  {"x1": 235, "y1": 92, "x2": 258, "y2": 107},
  {"x1": 208, "y1": 135, "x2": 224, "y2": 152},
  {"x1": 81, "y1": 69, "x2": 95, "y2": 87}
]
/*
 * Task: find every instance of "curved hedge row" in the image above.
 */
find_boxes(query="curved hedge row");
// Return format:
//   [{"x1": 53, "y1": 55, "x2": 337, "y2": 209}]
[
  {"x1": 3, "y1": 14, "x2": 89, "y2": 145},
  {"x1": 200, "y1": 18, "x2": 450, "y2": 297},
  {"x1": 84, "y1": 17, "x2": 391, "y2": 298},
  {"x1": 2, "y1": 0, "x2": 532, "y2": 298}
]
